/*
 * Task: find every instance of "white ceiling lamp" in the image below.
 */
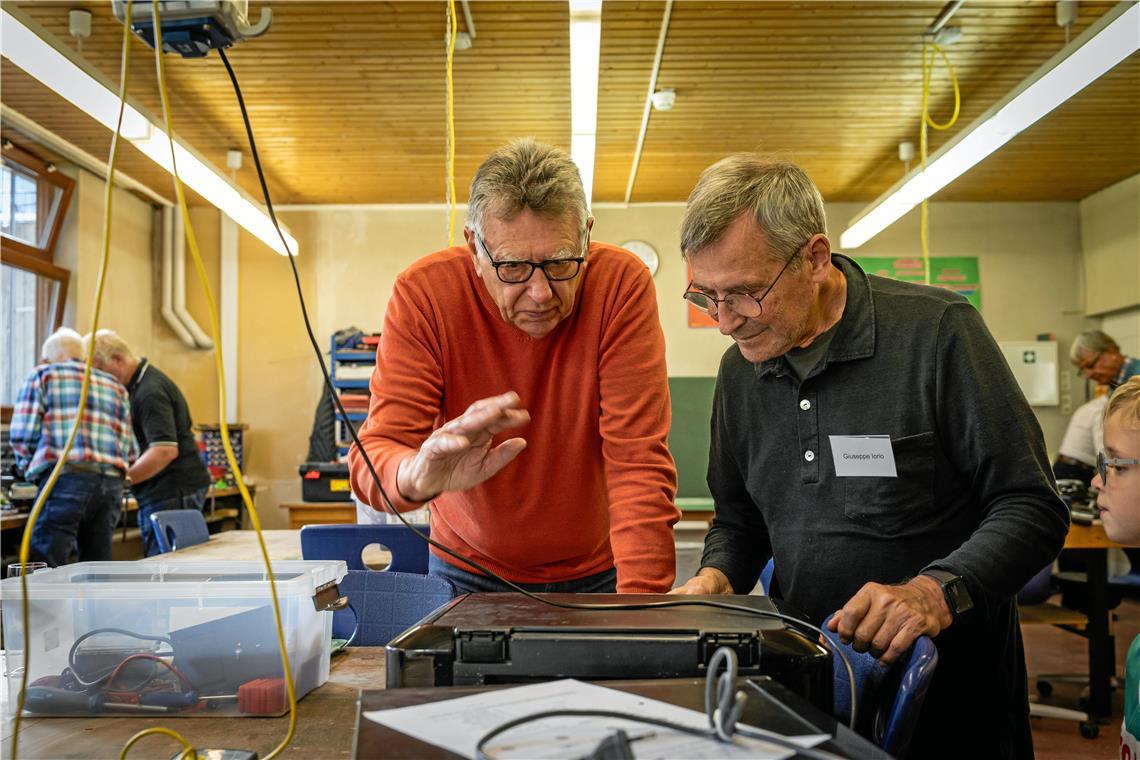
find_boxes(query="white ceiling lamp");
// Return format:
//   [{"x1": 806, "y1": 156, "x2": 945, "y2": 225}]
[
  {"x1": 0, "y1": 6, "x2": 298, "y2": 256},
  {"x1": 841, "y1": 0, "x2": 1139, "y2": 250},
  {"x1": 569, "y1": 0, "x2": 602, "y2": 206}
]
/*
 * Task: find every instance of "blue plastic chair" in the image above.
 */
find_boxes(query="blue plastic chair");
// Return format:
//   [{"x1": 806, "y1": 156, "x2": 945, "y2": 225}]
[
  {"x1": 821, "y1": 613, "x2": 939, "y2": 757},
  {"x1": 760, "y1": 557, "x2": 775, "y2": 595},
  {"x1": 150, "y1": 509, "x2": 210, "y2": 554},
  {"x1": 300, "y1": 524, "x2": 447, "y2": 645},
  {"x1": 299, "y1": 524, "x2": 431, "y2": 574},
  {"x1": 762, "y1": 559, "x2": 938, "y2": 757}
]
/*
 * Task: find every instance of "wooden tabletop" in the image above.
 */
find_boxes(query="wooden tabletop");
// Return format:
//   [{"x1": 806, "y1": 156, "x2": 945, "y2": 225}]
[
  {"x1": 1, "y1": 648, "x2": 385, "y2": 759},
  {"x1": 166, "y1": 529, "x2": 391, "y2": 567},
  {"x1": 1064, "y1": 521, "x2": 1121, "y2": 550}
]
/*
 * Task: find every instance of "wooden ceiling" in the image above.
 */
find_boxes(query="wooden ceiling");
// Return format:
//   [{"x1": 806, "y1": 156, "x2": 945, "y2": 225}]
[{"x1": 2, "y1": 1, "x2": 1137, "y2": 207}]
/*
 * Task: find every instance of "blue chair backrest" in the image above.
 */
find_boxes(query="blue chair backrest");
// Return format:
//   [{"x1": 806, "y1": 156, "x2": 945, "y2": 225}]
[
  {"x1": 760, "y1": 557, "x2": 775, "y2": 595},
  {"x1": 301, "y1": 524, "x2": 441, "y2": 645},
  {"x1": 333, "y1": 570, "x2": 453, "y2": 645},
  {"x1": 150, "y1": 509, "x2": 210, "y2": 553},
  {"x1": 822, "y1": 612, "x2": 939, "y2": 757},
  {"x1": 1017, "y1": 564, "x2": 1054, "y2": 605},
  {"x1": 300, "y1": 524, "x2": 430, "y2": 574}
]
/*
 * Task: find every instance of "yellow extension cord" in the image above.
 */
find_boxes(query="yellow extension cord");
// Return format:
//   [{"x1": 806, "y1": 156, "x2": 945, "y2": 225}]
[
  {"x1": 446, "y1": 0, "x2": 458, "y2": 245},
  {"x1": 10, "y1": 1, "x2": 136, "y2": 756},
  {"x1": 120, "y1": 2, "x2": 298, "y2": 758},
  {"x1": 919, "y1": 41, "x2": 960, "y2": 285},
  {"x1": 8, "y1": 2, "x2": 297, "y2": 759}
]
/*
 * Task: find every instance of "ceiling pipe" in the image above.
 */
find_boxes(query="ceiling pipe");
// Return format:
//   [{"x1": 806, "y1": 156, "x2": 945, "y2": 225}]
[
  {"x1": 927, "y1": 0, "x2": 966, "y2": 35},
  {"x1": 159, "y1": 205, "x2": 197, "y2": 348},
  {"x1": 623, "y1": 0, "x2": 674, "y2": 204},
  {"x1": 460, "y1": 0, "x2": 476, "y2": 41},
  {"x1": 171, "y1": 208, "x2": 214, "y2": 349}
]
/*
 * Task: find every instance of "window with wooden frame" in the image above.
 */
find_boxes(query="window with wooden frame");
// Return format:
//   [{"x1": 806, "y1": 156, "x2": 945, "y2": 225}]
[{"x1": 2, "y1": 140, "x2": 75, "y2": 414}]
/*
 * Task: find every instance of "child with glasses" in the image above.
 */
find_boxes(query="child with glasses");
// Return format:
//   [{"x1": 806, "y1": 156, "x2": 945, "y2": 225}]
[{"x1": 1090, "y1": 375, "x2": 1140, "y2": 759}]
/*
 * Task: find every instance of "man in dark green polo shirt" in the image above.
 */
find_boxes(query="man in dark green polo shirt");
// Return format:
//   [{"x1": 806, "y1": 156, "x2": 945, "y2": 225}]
[
  {"x1": 670, "y1": 155, "x2": 1068, "y2": 758},
  {"x1": 87, "y1": 329, "x2": 211, "y2": 556}
]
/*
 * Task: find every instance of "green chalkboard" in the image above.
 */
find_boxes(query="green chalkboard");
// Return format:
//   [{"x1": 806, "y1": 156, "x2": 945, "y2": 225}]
[{"x1": 668, "y1": 376, "x2": 717, "y2": 499}]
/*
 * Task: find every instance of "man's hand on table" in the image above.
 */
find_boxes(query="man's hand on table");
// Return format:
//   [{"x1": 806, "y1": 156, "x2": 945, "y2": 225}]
[
  {"x1": 668, "y1": 566, "x2": 734, "y2": 595},
  {"x1": 396, "y1": 391, "x2": 530, "y2": 502},
  {"x1": 827, "y1": 575, "x2": 952, "y2": 665}
]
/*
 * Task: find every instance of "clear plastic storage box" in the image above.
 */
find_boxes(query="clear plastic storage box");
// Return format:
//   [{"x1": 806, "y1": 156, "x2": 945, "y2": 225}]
[{"x1": 1, "y1": 560, "x2": 347, "y2": 717}]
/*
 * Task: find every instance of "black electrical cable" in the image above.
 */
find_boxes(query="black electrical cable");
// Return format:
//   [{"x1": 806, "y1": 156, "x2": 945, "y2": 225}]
[
  {"x1": 214, "y1": 47, "x2": 858, "y2": 729},
  {"x1": 68, "y1": 627, "x2": 173, "y2": 687},
  {"x1": 474, "y1": 648, "x2": 846, "y2": 760}
]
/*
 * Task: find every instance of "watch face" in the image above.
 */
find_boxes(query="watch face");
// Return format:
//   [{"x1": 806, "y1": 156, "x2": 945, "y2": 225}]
[{"x1": 620, "y1": 240, "x2": 659, "y2": 276}]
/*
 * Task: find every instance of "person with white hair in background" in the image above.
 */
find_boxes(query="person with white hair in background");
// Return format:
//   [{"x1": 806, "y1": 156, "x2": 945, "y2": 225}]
[
  {"x1": 1070, "y1": 329, "x2": 1140, "y2": 390},
  {"x1": 86, "y1": 329, "x2": 211, "y2": 557},
  {"x1": 9, "y1": 328, "x2": 136, "y2": 567}
]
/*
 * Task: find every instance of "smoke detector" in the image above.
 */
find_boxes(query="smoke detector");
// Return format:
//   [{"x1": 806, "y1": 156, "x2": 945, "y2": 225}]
[{"x1": 651, "y1": 88, "x2": 676, "y2": 111}]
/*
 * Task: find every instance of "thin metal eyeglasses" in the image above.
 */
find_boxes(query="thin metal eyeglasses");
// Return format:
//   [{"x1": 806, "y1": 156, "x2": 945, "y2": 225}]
[
  {"x1": 1097, "y1": 451, "x2": 1140, "y2": 482},
  {"x1": 474, "y1": 230, "x2": 586, "y2": 284},
  {"x1": 682, "y1": 253, "x2": 795, "y2": 320},
  {"x1": 1076, "y1": 350, "x2": 1105, "y2": 373}
]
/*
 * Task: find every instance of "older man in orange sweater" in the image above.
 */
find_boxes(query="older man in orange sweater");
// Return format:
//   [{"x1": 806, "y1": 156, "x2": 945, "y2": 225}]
[{"x1": 349, "y1": 139, "x2": 679, "y2": 594}]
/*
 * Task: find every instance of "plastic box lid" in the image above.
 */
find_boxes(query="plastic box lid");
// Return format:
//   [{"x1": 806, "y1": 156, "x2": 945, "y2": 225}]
[{"x1": 0, "y1": 560, "x2": 347, "y2": 601}]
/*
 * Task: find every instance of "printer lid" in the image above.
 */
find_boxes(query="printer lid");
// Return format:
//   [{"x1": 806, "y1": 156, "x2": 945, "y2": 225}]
[{"x1": 429, "y1": 592, "x2": 786, "y2": 633}]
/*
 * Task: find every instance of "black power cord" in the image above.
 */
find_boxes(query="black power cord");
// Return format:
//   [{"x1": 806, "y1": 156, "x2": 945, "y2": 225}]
[
  {"x1": 473, "y1": 647, "x2": 846, "y2": 760},
  {"x1": 213, "y1": 46, "x2": 858, "y2": 730}
]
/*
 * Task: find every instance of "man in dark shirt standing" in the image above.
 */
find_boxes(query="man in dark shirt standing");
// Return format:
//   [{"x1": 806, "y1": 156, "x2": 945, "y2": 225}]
[
  {"x1": 670, "y1": 155, "x2": 1068, "y2": 758},
  {"x1": 87, "y1": 330, "x2": 211, "y2": 556}
]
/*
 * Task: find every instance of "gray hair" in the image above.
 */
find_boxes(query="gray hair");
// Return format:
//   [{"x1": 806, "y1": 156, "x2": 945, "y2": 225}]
[
  {"x1": 84, "y1": 329, "x2": 137, "y2": 368},
  {"x1": 1070, "y1": 330, "x2": 1119, "y2": 363},
  {"x1": 466, "y1": 138, "x2": 588, "y2": 238},
  {"x1": 681, "y1": 154, "x2": 827, "y2": 264},
  {"x1": 41, "y1": 328, "x2": 83, "y2": 363}
]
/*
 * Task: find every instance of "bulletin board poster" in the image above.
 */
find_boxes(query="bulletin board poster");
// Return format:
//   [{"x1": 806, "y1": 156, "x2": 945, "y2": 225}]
[{"x1": 856, "y1": 256, "x2": 982, "y2": 311}]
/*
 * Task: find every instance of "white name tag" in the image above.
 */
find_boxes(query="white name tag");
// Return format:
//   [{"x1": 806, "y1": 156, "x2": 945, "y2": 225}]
[{"x1": 829, "y1": 435, "x2": 897, "y2": 477}]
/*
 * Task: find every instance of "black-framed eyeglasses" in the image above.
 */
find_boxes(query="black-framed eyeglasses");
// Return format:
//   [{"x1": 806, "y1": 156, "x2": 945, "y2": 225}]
[
  {"x1": 1097, "y1": 451, "x2": 1140, "y2": 482},
  {"x1": 682, "y1": 253, "x2": 795, "y2": 320},
  {"x1": 1076, "y1": 350, "x2": 1105, "y2": 373},
  {"x1": 474, "y1": 230, "x2": 586, "y2": 284}
]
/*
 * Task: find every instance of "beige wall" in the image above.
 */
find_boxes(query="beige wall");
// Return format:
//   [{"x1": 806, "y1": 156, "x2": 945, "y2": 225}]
[
  {"x1": 246, "y1": 201, "x2": 1090, "y2": 477},
  {"x1": 53, "y1": 190, "x2": 1097, "y2": 520},
  {"x1": 1080, "y1": 173, "x2": 1140, "y2": 317}
]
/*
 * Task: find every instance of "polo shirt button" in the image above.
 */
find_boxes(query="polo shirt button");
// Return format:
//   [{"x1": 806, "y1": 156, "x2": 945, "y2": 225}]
[
  {"x1": 799, "y1": 399, "x2": 811, "y2": 411},
  {"x1": 804, "y1": 450, "x2": 815, "y2": 462}
]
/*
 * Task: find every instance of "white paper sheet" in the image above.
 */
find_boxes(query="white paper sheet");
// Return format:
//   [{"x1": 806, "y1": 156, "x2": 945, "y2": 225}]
[{"x1": 363, "y1": 679, "x2": 829, "y2": 759}]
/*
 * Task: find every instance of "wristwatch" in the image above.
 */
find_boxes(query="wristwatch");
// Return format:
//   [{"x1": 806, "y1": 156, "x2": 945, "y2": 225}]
[{"x1": 923, "y1": 569, "x2": 974, "y2": 621}]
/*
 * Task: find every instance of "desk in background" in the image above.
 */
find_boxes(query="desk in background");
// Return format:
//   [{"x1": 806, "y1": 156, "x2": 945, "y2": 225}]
[
  {"x1": 282, "y1": 500, "x2": 356, "y2": 529},
  {"x1": 1062, "y1": 521, "x2": 1123, "y2": 721},
  {"x1": 0, "y1": 484, "x2": 254, "y2": 564}
]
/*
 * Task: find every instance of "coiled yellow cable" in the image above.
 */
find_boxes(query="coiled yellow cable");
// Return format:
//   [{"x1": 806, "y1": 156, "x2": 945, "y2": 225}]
[
  {"x1": 446, "y1": 0, "x2": 458, "y2": 245},
  {"x1": 119, "y1": 2, "x2": 298, "y2": 758},
  {"x1": 9, "y1": 3, "x2": 135, "y2": 757},
  {"x1": 919, "y1": 41, "x2": 960, "y2": 286}
]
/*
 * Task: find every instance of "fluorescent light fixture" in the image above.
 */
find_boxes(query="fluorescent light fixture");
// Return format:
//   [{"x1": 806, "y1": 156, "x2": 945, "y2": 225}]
[
  {"x1": 0, "y1": 7, "x2": 297, "y2": 256},
  {"x1": 569, "y1": 0, "x2": 602, "y2": 206},
  {"x1": 841, "y1": 0, "x2": 1140, "y2": 250}
]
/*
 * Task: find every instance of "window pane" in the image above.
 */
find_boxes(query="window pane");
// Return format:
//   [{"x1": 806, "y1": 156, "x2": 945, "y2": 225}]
[
  {"x1": 1, "y1": 263, "x2": 62, "y2": 406},
  {"x1": 1, "y1": 162, "x2": 63, "y2": 250}
]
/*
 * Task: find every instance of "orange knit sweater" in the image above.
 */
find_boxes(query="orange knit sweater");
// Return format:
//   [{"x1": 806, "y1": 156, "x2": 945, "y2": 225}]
[{"x1": 348, "y1": 243, "x2": 679, "y2": 592}]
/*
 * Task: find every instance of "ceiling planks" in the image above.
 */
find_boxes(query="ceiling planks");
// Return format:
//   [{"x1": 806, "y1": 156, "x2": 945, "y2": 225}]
[{"x1": 2, "y1": 0, "x2": 1136, "y2": 207}]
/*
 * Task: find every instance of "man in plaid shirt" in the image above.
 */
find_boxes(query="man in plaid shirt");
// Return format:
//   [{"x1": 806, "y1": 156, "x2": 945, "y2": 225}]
[{"x1": 10, "y1": 328, "x2": 136, "y2": 566}]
